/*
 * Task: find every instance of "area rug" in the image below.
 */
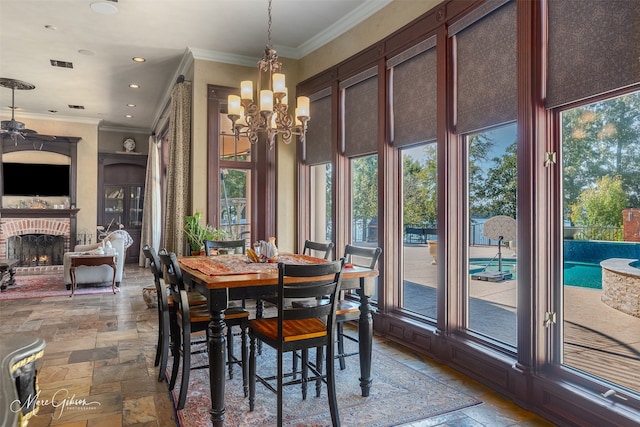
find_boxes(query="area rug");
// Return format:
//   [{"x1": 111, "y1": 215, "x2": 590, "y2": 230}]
[
  {"x1": 0, "y1": 273, "x2": 119, "y2": 300},
  {"x1": 169, "y1": 338, "x2": 482, "y2": 426}
]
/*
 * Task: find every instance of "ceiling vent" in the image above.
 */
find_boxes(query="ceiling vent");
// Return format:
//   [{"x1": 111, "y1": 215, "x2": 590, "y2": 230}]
[
  {"x1": 68, "y1": 105, "x2": 85, "y2": 110},
  {"x1": 50, "y1": 59, "x2": 73, "y2": 68}
]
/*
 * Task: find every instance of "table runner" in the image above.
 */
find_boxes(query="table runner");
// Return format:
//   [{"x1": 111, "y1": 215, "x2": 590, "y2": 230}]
[{"x1": 180, "y1": 254, "x2": 327, "y2": 277}]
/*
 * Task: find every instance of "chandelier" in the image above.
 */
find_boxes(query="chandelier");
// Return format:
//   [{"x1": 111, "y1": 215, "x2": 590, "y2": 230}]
[{"x1": 227, "y1": 0, "x2": 310, "y2": 149}]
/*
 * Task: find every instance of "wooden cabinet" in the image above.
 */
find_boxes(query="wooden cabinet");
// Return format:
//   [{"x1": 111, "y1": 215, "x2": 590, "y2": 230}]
[{"x1": 98, "y1": 153, "x2": 147, "y2": 264}]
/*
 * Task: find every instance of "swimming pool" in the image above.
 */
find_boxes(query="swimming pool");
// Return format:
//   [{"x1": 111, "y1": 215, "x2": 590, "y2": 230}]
[
  {"x1": 563, "y1": 261, "x2": 602, "y2": 289},
  {"x1": 469, "y1": 258, "x2": 603, "y2": 289}
]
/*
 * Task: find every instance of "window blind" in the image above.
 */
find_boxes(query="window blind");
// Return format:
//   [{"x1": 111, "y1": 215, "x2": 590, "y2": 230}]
[
  {"x1": 304, "y1": 88, "x2": 332, "y2": 165},
  {"x1": 546, "y1": 0, "x2": 640, "y2": 109},
  {"x1": 388, "y1": 36, "x2": 437, "y2": 147},
  {"x1": 453, "y1": 0, "x2": 516, "y2": 135},
  {"x1": 340, "y1": 67, "x2": 379, "y2": 157}
]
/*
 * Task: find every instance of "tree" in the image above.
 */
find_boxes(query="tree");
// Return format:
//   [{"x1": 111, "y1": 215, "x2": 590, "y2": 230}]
[
  {"x1": 569, "y1": 175, "x2": 627, "y2": 240},
  {"x1": 352, "y1": 155, "x2": 378, "y2": 240},
  {"x1": 403, "y1": 143, "x2": 437, "y2": 225},
  {"x1": 562, "y1": 91, "x2": 640, "y2": 215},
  {"x1": 468, "y1": 132, "x2": 496, "y2": 218},
  {"x1": 476, "y1": 141, "x2": 517, "y2": 218}
]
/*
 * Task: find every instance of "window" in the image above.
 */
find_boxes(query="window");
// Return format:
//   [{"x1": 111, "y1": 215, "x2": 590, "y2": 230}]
[
  {"x1": 310, "y1": 163, "x2": 332, "y2": 243},
  {"x1": 560, "y1": 90, "x2": 640, "y2": 393},
  {"x1": 401, "y1": 143, "x2": 437, "y2": 319},
  {"x1": 466, "y1": 123, "x2": 517, "y2": 347}
]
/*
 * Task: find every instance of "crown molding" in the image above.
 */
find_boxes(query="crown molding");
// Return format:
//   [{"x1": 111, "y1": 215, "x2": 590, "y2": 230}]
[{"x1": 297, "y1": 0, "x2": 393, "y2": 57}]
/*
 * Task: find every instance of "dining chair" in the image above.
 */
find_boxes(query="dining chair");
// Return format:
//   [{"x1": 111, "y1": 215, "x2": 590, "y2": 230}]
[
  {"x1": 292, "y1": 244, "x2": 381, "y2": 370},
  {"x1": 142, "y1": 245, "x2": 210, "y2": 381},
  {"x1": 142, "y1": 245, "x2": 171, "y2": 382},
  {"x1": 158, "y1": 249, "x2": 250, "y2": 410},
  {"x1": 335, "y1": 244, "x2": 382, "y2": 370},
  {"x1": 248, "y1": 258, "x2": 345, "y2": 426},
  {"x1": 204, "y1": 239, "x2": 246, "y2": 255},
  {"x1": 303, "y1": 239, "x2": 334, "y2": 260}
]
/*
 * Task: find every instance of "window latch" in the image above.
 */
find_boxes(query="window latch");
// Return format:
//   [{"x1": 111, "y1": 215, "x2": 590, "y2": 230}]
[
  {"x1": 544, "y1": 151, "x2": 556, "y2": 167},
  {"x1": 544, "y1": 311, "x2": 556, "y2": 327}
]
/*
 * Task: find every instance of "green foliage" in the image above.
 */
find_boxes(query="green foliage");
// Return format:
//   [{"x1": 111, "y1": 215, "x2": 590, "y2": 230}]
[
  {"x1": 563, "y1": 92, "x2": 640, "y2": 213},
  {"x1": 184, "y1": 212, "x2": 227, "y2": 251},
  {"x1": 569, "y1": 175, "x2": 627, "y2": 240},
  {"x1": 403, "y1": 143, "x2": 437, "y2": 225},
  {"x1": 352, "y1": 155, "x2": 378, "y2": 222},
  {"x1": 475, "y1": 142, "x2": 518, "y2": 218}
]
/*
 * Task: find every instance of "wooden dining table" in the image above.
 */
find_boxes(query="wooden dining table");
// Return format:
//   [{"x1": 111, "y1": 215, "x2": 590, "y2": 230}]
[{"x1": 178, "y1": 253, "x2": 379, "y2": 426}]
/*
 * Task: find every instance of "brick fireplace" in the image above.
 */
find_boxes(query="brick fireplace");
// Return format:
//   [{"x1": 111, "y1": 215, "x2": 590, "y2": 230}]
[{"x1": 0, "y1": 208, "x2": 79, "y2": 274}]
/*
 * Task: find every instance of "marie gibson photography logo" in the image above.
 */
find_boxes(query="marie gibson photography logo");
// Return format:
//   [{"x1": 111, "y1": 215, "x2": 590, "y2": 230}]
[{"x1": 10, "y1": 388, "x2": 101, "y2": 419}]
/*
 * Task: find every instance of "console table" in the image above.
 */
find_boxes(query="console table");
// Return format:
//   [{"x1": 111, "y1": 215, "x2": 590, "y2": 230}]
[
  {"x1": 0, "y1": 336, "x2": 46, "y2": 427},
  {"x1": 69, "y1": 254, "x2": 117, "y2": 296},
  {"x1": 0, "y1": 259, "x2": 18, "y2": 292}
]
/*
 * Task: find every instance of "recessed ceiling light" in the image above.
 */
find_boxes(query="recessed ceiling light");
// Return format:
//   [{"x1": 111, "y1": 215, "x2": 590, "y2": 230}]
[
  {"x1": 129, "y1": 84, "x2": 140, "y2": 89},
  {"x1": 126, "y1": 103, "x2": 136, "y2": 107},
  {"x1": 132, "y1": 57, "x2": 146, "y2": 63},
  {"x1": 44, "y1": 25, "x2": 57, "y2": 30},
  {"x1": 90, "y1": 2, "x2": 118, "y2": 14},
  {"x1": 78, "y1": 49, "x2": 95, "y2": 56},
  {"x1": 125, "y1": 114, "x2": 133, "y2": 118}
]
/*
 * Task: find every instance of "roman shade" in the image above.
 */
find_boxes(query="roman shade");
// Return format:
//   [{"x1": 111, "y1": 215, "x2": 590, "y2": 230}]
[
  {"x1": 304, "y1": 88, "x2": 332, "y2": 165},
  {"x1": 451, "y1": 0, "x2": 516, "y2": 135},
  {"x1": 546, "y1": 0, "x2": 640, "y2": 109},
  {"x1": 340, "y1": 67, "x2": 379, "y2": 157},
  {"x1": 388, "y1": 36, "x2": 437, "y2": 147}
]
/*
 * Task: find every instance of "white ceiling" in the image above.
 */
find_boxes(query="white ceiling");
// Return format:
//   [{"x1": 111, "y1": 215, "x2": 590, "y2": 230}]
[{"x1": 0, "y1": 0, "x2": 391, "y2": 133}]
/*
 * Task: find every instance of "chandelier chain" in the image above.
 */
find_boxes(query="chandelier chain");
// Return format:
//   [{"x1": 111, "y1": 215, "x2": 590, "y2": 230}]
[{"x1": 267, "y1": 0, "x2": 272, "y2": 48}]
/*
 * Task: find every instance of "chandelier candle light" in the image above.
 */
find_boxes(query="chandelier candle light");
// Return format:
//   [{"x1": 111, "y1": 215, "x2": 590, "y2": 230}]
[{"x1": 227, "y1": 0, "x2": 310, "y2": 149}]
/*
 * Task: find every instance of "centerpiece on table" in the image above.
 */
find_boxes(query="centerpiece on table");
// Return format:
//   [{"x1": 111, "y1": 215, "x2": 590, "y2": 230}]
[{"x1": 246, "y1": 237, "x2": 278, "y2": 262}]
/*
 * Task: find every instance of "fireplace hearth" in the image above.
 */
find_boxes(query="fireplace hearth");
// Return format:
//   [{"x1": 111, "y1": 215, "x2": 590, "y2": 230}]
[
  {"x1": 0, "y1": 208, "x2": 79, "y2": 274},
  {"x1": 7, "y1": 234, "x2": 66, "y2": 267}
]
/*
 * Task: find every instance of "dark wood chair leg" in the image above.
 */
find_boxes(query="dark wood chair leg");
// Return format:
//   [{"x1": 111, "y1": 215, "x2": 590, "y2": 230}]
[
  {"x1": 337, "y1": 323, "x2": 346, "y2": 370},
  {"x1": 249, "y1": 335, "x2": 256, "y2": 411},
  {"x1": 241, "y1": 324, "x2": 249, "y2": 398},
  {"x1": 177, "y1": 323, "x2": 191, "y2": 410},
  {"x1": 227, "y1": 326, "x2": 234, "y2": 380},
  {"x1": 315, "y1": 346, "x2": 324, "y2": 398}
]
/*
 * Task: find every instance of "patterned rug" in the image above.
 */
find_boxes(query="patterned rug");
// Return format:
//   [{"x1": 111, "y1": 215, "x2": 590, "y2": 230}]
[
  {"x1": 0, "y1": 273, "x2": 119, "y2": 300},
  {"x1": 169, "y1": 337, "x2": 482, "y2": 426}
]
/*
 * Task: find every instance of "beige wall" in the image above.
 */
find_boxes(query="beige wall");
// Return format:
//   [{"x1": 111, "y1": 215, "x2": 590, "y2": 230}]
[{"x1": 297, "y1": 0, "x2": 439, "y2": 81}]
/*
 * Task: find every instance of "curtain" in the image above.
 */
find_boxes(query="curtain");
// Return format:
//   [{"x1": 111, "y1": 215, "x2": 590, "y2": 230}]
[
  {"x1": 138, "y1": 135, "x2": 162, "y2": 266},
  {"x1": 162, "y1": 81, "x2": 192, "y2": 255}
]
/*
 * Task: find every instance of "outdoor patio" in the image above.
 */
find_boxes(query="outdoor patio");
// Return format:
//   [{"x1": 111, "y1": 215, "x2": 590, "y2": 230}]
[{"x1": 401, "y1": 243, "x2": 640, "y2": 392}]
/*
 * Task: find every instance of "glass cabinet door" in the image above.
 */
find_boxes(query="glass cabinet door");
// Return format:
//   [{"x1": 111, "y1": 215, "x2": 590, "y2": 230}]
[
  {"x1": 104, "y1": 185, "x2": 124, "y2": 226},
  {"x1": 128, "y1": 185, "x2": 144, "y2": 227}
]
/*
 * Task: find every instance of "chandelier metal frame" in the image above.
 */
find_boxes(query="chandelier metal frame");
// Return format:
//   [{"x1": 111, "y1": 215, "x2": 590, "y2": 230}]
[{"x1": 227, "y1": 0, "x2": 309, "y2": 149}]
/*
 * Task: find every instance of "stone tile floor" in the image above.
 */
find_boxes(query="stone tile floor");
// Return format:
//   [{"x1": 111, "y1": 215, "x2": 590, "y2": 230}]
[{"x1": 0, "y1": 265, "x2": 554, "y2": 427}]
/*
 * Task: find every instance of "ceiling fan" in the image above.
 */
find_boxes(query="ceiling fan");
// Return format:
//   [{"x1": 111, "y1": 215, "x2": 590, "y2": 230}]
[{"x1": 0, "y1": 77, "x2": 39, "y2": 145}]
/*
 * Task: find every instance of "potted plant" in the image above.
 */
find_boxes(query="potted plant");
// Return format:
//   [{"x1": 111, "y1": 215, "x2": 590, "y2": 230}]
[{"x1": 184, "y1": 212, "x2": 210, "y2": 255}]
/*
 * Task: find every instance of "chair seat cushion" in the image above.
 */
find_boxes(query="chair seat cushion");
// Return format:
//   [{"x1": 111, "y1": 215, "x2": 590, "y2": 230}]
[{"x1": 249, "y1": 317, "x2": 327, "y2": 342}]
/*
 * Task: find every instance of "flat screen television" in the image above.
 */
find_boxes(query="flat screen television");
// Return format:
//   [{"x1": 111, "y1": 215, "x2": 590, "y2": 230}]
[{"x1": 2, "y1": 163, "x2": 71, "y2": 197}]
